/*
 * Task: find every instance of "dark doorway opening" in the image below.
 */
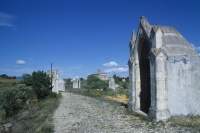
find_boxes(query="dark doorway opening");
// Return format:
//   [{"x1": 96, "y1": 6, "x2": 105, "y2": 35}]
[
  {"x1": 78, "y1": 81, "x2": 80, "y2": 88},
  {"x1": 139, "y1": 40, "x2": 151, "y2": 114}
]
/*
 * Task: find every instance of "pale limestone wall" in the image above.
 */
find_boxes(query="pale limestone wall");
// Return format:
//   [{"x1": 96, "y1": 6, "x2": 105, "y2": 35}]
[
  {"x1": 109, "y1": 77, "x2": 115, "y2": 90},
  {"x1": 128, "y1": 16, "x2": 200, "y2": 121},
  {"x1": 167, "y1": 57, "x2": 200, "y2": 115},
  {"x1": 73, "y1": 78, "x2": 81, "y2": 89},
  {"x1": 58, "y1": 78, "x2": 66, "y2": 92},
  {"x1": 47, "y1": 70, "x2": 66, "y2": 93}
]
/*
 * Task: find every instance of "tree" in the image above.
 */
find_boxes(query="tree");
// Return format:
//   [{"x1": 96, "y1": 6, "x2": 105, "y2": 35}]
[
  {"x1": 113, "y1": 74, "x2": 121, "y2": 84},
  {"x1": 22, "y1": 74, "x2": 32, "y2": 86},
  {"x1": 32, "y1": 71, "x2": 51, "y2": 99},
  {"x1": 0, "y1": 74, "x2": 9, "y2": 79},
  {"x1": 87, "y1": 75, "x2": 100, "y2": 85},
  {"x1": 66, "y1": 78, "x2": 73, "y2": 89},
  {"x1": 86, "y1": 75, "x2": 108, "y2": 91}
]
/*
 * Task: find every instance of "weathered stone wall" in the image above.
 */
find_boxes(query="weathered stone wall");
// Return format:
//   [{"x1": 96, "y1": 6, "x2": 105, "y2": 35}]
[
  {"x1": 58, "y1": 78, "x2": 66, "y2": 92},
  {"x1": 47, "y1": 69, "x2": 66, "y2": 93},
  {"x1": 73, "y1": 78, "x2": 81, "y2": 89},
  {"x1": 167, "y1": 57, "x2": 200, "y2": 115},
  {"x1": 128, "y1": 16, "x2": 200, "y2": 121},
  {"x1": 109, "y1": 77, "x2": 115, "y2": 90}
]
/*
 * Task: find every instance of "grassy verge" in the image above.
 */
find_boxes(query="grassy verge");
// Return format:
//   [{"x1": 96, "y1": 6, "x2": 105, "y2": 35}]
[
  {"x1": 168, "y1": 115, "x2": 200, "y2": 131},
  {"x1": 67, "y1": 88, "x2": 128, "y2": 97},
  {"x1": 0, "y1": 94, "x2": 61, "y2": 133}
]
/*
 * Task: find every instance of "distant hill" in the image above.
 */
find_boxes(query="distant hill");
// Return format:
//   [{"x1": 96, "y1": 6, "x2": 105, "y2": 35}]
[{"x1": 16, "y1": 76, "x2": 23, "y2": 80}]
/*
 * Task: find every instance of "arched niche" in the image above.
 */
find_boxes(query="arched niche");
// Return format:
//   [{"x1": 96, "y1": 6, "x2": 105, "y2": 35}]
[{"x1": 137, "y1": 37, "x2": 151, "y2": 114}]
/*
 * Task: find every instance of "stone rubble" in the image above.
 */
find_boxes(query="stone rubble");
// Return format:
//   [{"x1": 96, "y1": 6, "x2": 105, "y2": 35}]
[{"x1": 53, "y1": 92, "x2": 197, "y2": 133}]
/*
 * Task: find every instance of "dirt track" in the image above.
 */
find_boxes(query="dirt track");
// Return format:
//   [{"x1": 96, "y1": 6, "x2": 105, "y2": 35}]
[{"x1": 53, "y1": 92, "x2": 195, "y2": 133}]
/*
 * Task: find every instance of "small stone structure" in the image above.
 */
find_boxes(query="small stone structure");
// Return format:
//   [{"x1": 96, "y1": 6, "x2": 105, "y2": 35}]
[
  {"x1": 72, "y1": 78, "x2": 81, "y2": 89},
  {"x1": 128, "y1": 16, "x2": 200, "y2": 121},
  {"x1": 109, "y1": 77, "x2": 116, "y2": 90},
  {"x1": 47, "y1": 69, "x2": 66, "y2": 93},
  {"x1": 91, "y1": 69, "x2": 107, "y2": 80},
  {"x1": 122, "y1": 78, "x2": 126, "y2": 82}
]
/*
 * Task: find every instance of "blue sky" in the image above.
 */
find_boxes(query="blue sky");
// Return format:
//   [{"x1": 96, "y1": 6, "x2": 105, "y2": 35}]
[{"x1": 0, "y1": 0, "x2": 200, "y2": 78}]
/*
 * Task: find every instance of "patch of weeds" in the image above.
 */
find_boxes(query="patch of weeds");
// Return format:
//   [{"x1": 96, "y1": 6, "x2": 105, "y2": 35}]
[
  {"x1": 106, "y1": 124, "x2": 116, "y2": 129},
  {"x1": 168, "y1": 115, "x2": 200, "y2": 131},
  {"x1": 124, "y1": 109, "x2": 151, "y2": 122},
  {"x1": 0, "y1": 108, "x2": 6, "y2": 122},
  {"x1": 1, "y1": 95, "x2": 61, "y2": 133}
]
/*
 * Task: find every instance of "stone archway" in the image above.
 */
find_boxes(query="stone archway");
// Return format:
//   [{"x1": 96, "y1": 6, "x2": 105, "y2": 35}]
[{"x1": 139, "y1": 39, "x2": 151, "y2": 114}]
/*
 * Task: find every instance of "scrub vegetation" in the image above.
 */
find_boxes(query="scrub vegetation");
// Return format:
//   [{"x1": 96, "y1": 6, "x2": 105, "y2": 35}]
[{"x1": 0, "y1": 71, "x2": 60, "y2": 133}]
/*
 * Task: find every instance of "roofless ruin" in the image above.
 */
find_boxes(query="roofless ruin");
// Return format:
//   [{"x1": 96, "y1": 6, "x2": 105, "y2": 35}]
[{"x1": 128, "y1": 16, "x2": 200, "y2": 121}]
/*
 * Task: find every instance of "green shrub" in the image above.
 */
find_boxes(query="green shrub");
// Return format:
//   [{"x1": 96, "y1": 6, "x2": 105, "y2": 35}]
[
  {"x1": 1, "y1": 86, "x2": 33, "y2": 117},
  {"x1": 32, "y1": 71, "x2": 51, "y2": 99},
  {"x1": 22, "y1": 73, "x2": 33, "y2": 86},
  {"x1": 48, "y1": 91, "x2": 58, "y2": 98},
  {"x1": 86, "y1": 75, "x2": 108, "y2": 91},
  {"x1": 122, "y1": 82, "x2": 128, "y2": 89},
  {"x1": 34, "y1": 86, "x2": 50, "y2": 99}
]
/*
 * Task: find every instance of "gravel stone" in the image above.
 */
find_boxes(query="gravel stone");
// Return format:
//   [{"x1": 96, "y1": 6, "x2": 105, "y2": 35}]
[{"x1": 53, "y1": 92, "x2": 198, "y2": 133}]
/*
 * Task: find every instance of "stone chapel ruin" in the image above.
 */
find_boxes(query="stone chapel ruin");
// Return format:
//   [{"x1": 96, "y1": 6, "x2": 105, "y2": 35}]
[
  {"x1": 108, "y1": 77, "x2": 116, "y2": 90},
  {"x1": 47, "y1": 69, "x2": 66, "y2": 93},
  {"x1": 128, "y1": 16, "x2": 200, "y2": 121},
  {"x1": 72, "y1": 78, "x2": 81, "y2": 89}
]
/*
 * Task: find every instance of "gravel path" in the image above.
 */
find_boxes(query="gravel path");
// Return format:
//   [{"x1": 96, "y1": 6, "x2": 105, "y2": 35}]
[{"x1": 53, "y1": 92, "x2": 196, "y2": 133}]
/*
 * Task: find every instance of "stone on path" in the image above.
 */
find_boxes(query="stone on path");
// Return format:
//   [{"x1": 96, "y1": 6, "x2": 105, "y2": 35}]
[{"x1": 53, "y1": 92, "x2": 197, "y2": 132}]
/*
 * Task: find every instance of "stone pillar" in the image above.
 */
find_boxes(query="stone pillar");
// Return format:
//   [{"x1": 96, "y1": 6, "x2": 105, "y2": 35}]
[
  {"x1": 128, "y1": 30, "x2": 137, "y2": 111},
  {"x1": 154, "y1": 55, "x2": 170, "y2": 121},
  {"x1": 128, "y1": 59, "x2": 135, "y2": 110},
  {"x1": 135, "y1": 63, "x2": 141, "y2": 110},
  {"x1": 149, "y1": 57, "x2": 156, "y2": 117}
]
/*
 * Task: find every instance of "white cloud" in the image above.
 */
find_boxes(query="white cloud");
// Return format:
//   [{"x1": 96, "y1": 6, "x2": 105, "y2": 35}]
[
  {"x1": 0, "y1": 12, "x2": 15, "y2": 27},
  {"x1": 103, "y1": 61, "x2": 118, "y2": 67},
  {"x1": 104, "y1": 67, "x2": 128, "y2": 73},
  {"x1": 16, "y1": 60, "x2": 26, "y2": 65}
]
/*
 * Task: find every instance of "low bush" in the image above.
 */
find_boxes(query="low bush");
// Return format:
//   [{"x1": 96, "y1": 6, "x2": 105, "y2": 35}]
[
  {"x1": 32, "y1": 71, "x2": 52, "y2": 99},
  {"x1": 48, "y1": 91, "x2": 58, "y2": 98},
  {"x1": 0, "y1": 86, "x2": 33, "y2": 117},
  {"x1": 34, "y1": 86, "x2": 50, "y2": 99}
]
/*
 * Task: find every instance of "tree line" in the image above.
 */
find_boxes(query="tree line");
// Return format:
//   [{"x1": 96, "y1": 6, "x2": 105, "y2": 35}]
[{"x1": 0, "y1": 74, "x2": 16, "y2": 79}]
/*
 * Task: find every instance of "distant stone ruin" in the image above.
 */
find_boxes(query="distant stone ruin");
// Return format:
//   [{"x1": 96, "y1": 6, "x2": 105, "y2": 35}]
[
  {"x1": 122, "y1": 78, "x2": 126, "y2": 82},
  {"x1": 128, "y1": 16, "x2": 200, "y2": 121},
  {"x1": 47, "y1": 69, "x2": 66, "y2": 93},
  {"x1": 72, "y1": 78, "x2": 81, "y2": 89},
  {"x1": 91, "y1": 69, "x2": 107, "y2": 80},
  {"x1": 108, "y1": 77, "x2": 115, "y2": 90}
]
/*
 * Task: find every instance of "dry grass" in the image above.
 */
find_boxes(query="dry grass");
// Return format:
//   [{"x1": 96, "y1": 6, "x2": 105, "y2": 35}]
[
  {"x1": 106, "y1": 94, "x2": 129, "y2": 104},
  {"x1": 168, "y1": 115, "x2": 200, "y2": 131},
  {"x1": 0, "y1": 79, "x2": 20, "y2": 89}
]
